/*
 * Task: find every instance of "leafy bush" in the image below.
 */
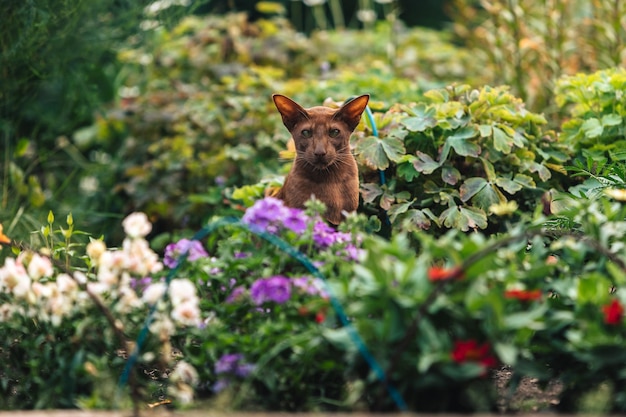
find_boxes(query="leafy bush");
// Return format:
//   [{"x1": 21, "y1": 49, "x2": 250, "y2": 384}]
[{"x1": 355, "y1": 83, "x2": 570, "y2": 234}]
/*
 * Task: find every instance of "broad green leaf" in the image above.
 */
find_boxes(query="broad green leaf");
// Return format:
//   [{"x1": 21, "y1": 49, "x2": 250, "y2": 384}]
[
  {"x1": 503, "y1": 304, "x2": 548, "y2": 330},
  {"x1": 360, "y1": 183, "x2": 383, "y2": 204},
  {"x1": 402, "y1": 106, "x2": 437, "y2": 132},
  {"x1": 496, "y1": 177, "x2": 523, "y2": 194},
  {"x1": 441, "y1": 165, "x2": 461, "y2": 185},
  {"x1": 474, "y1": 184, "x2": 506, "y2": 210},
  {"x1": 447, "y1": 126, "x2": 481, "y2": 157},
  {"x1": 459, "y1": 206, "x2": 488, "y2": 230},
  {"x1": 581, "y1": 118, "x2": 603, "y2": 138},
  {"x1": 397, "y1": 160, "x2": 420, "y2": 181},
  {"x1": 356, "y1": 135, "x2": 406, "y2": 170},
  {"x1": 478, "y1": 124, "x2": 492, "y2": 137},
  {"x1": 413, "y1": 151, "x2": 440, "y2": 174},
  {"x1": 387, "y1": 199, "x2": 415, "y2": 222},
  {"x1": 424, "y1": 88, "x2": 449, "y2": 103},
  {"x1": 459, "y1": 177, "x2": 487, "y2": 202},
  {"x1": 494, "y1": 343, "x2": 518, "y2": 366},
  {"x1": 493, "y1": 126, "x2": 513, "y2": 154},
  {"x1": 513, "y1": 173, "x2": 536, "y2": 188},
  {"x1": 439, "y1": 205, "x2": 487, "y2": 231},
  {"x1": 400, "y1": 209, "x2": 433, "y2": 230},
  {"x1": 602, "y1": 113, "x2": 622, "y2": 127}
]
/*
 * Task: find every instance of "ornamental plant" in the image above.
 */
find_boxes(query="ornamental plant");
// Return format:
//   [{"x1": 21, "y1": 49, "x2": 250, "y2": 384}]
[{"x1": 355, "y1": 83, "x2": 570, "y2": 234}]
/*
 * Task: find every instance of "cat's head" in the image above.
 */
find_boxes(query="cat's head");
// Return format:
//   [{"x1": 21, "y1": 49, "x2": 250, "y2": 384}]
[{"x1": 272, "y1": 94, "x2": 369, "y2": 170}]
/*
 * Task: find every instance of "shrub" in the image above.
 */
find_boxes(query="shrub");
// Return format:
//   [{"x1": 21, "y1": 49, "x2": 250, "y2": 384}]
[{"x1": 355, "y1": 83, "x2": 570, "y2": 234}]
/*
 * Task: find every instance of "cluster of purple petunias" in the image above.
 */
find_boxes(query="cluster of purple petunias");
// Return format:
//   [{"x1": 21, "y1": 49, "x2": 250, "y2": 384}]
[
  {"x1": 231, "y1": 275, "x2": 326, "y2": 306},
  {"x1": 213, "y1": 353, "x2": 255, "y2": 393},
  {"x1": 242, "y1": 197, "x2": 309, "y2": 235},
  {"x1": 242, "y1": 197, "x2": 358, "y2": 250},
  {"x1": 163, "y1": 238, "x2": 209, "y2": 268}
]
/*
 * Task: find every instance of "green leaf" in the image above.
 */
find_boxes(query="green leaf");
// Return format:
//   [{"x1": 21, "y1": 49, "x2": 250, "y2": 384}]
[
  {"x1": 447, "y1": 126, "x2": 481, "y2": 157},
  {"x1": 439, "y1": 205, "x2": 487, "y2": 231},
  {"x1": 400, "y1": 209, "x2": 433, "y2": 230},
  {"x1": 402, "y1": 106, "x2": 437, "y2": 132},
  {"x1": 495, "y1": 177, "x2": 523, "y2": 194},
  {"x1": 459, "y1": 177, "x2": 488, "y2": 202},
  {"x1": 492, "y1": 126, "x2": 513, "y2": 154},
  {"x1": 513, "y1": 173, "x2": 536, "y2": 188},
  {"x1": 356, "y1": 135, "x2": 406, "y2": 170},
  {"x1": 360, "y1": 183, "x2": 383, "y2": 204},
  {"x1": 441, "y1": 165, "x2": 461, "y2": 185},
  {"x1": 581, "y1": 118, "x2": 604, "y2": 138},
  {"x1": 601, "y1": 113, "x2": 622, "y2": 127},
  {"x1": 478, "y1": 124, "x2": 492, "y2": 137},
  {"x1": 494, "y1": 343, "x2": 518, "y2": 366},
  {"x1": 387, "y1": 199, "x2": 415, "y2": 222},
  {"x1": 396, "y1": 159, "x2": 419, "y2": 181},
  {"x1": 413, "y1": 151, "x2": 440, "y2": 174}
]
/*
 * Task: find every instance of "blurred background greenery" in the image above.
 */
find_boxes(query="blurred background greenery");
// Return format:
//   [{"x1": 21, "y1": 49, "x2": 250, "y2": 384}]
[{"x1": 1, "y1": 0, "x2": 624, "y2": 249}]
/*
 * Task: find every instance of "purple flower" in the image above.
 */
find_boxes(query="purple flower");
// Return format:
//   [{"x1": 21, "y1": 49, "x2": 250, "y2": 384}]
[
  {"x1": 213, "y1": 353, "x2": 256, "y2": 392},
  {"x1": 164, "y1": 238, "x2": 209, "y2": 268},
  {"x1": 215, "y1": 353, "x2": 245, "y2": 374},
  {"x1": 242, "y1": 197, "x2": 289, "y2": 231},
  {"x1": 250, "y1": 276, "x2": 292, "y2": 305},
  {"x1": 282, "y1": 208, "x2": 310, "y2": 234},
  {"x1": 226, "y1": 285, "x2": 246, "y2": 303},
  {"x1": 242, "y1": 197, "x2": 310, "y2": 235},
  {"x1": 292, "y1": 276, "x2": 327, "y2": 297},
  {"x1": 130, "y1": 276, "x2": 153, "y2": 292},
  {"x1": 312, "y1": 221, "x2": 338, "y2": 248}
]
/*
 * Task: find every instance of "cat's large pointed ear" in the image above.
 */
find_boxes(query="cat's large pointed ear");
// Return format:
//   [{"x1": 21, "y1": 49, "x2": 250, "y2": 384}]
[
  {"x1": 272, "y1": 94, "x2": 309, "y2": 131},
  {"x1": 334, "y1": 94, "x2": 370, "y2": 131}
]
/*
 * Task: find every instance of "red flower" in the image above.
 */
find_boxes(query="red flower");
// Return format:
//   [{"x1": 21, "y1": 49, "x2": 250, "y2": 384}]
[
  {"x1": 315, "y1": 312, "x2": 325, "y2": 324},
  {"x1": 427, "y1": 266, "x2": 464, "y2": 282},
  {"x1": 451, "y1": 340, "x2": 498, "y2": 372},
  {"x1": 504, "y1": 289, "x2": 542, "y2": 301},
  {"x1": 602, "y1": 299, "x2": 624, "y2": 325}
]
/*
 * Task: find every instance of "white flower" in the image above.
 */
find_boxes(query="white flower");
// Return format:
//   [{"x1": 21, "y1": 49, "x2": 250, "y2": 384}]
[
  {"x1": 150, "y1": 316, "x2": 175, "y2": 339},
  {"x1": 0, "y1": 258, "x2": 31, "y2": 298},
  {"x1": 302, "y1": 0, "x2": 326, "y2": 6},
  {"x1": 170, "y1": 360, "x2": 199, "y2": 385},
  {"x1": 122, "y1": 212, "x2": 152, "y2": 238},
  {"x1": 26, "y1": 253, "x2": 53, "y2": 281},
  {"x1": 142, "y1": 282, "x2": 167, "y2": 306},
  {"x1": 168, "y1": 279, "x2": 197, "y2": 306},
  {"x1": 86, "y1": 240, "x2": 107, "y2": 263},
  {"x1": 56, "y1": 273, "x2": 78, "y2": 294},
  {"x1": 171, "y1": 300, "x2": 201, "y2": 327}
]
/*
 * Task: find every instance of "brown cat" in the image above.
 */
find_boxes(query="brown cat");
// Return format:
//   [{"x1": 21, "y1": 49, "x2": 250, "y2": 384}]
[{"x1": 272, "y1": 94, "x2": 370, "y2": 225}]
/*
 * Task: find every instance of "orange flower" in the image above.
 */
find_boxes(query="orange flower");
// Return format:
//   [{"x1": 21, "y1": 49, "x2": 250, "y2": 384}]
[
  {"x1": 0, "y1": 224, "x2": 10, "y2": 247},
  {"x1": 427, "y1": 266, "x2": 464, "y2": 282},
  {"x1": 602, "y1": 299, "x2": 624, "y2": 325},
  {"x1": 504, "y1": 289, "x2": 542, "y2": 301}
]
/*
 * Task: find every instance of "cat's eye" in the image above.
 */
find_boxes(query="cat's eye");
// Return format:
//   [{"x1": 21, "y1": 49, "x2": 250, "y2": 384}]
[
  {"x1": 328, "y1": 128, "x2": 340, "y2": 138},
  {"x1": 301, "y1": 129, "x2": 312, "y2": 138}
]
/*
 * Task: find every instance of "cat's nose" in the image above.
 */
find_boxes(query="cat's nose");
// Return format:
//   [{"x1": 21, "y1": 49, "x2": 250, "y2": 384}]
[{"x1": 314, "y1": 144, "x2": 327, "y2": 156}]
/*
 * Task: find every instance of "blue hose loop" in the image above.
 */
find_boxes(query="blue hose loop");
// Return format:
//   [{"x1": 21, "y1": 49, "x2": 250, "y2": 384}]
[
  {"x1": 118, "y1": 217, "x2": 408, "y2": 411},
  {"x1": 363, "y1": 104, "x2": 391, "y2": 227}
]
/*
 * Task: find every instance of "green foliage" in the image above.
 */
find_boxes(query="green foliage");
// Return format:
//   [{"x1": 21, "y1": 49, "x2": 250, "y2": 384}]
[
  {"x1": 556, "y1": 68, "x2": 626, "y2": 159},
  {"x1": 450, "y1": 0, "x2": 626, "y2": 117},
  {"x1": 355, "y1": 84, "x2": 569, "y2": 233}
]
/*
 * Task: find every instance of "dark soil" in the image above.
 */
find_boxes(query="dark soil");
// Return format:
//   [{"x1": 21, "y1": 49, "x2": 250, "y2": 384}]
[{"x1": 494, "y1": 367, "x2": 562, "y2": 413}]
